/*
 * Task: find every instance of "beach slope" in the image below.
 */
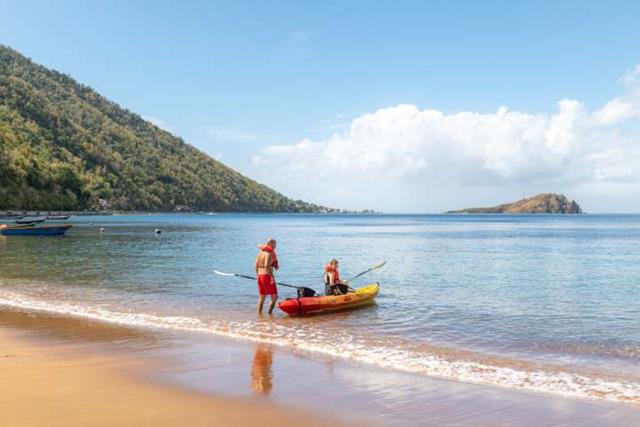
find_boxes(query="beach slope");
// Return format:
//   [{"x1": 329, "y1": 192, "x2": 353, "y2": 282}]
[{"x1": 0, "y1": 327, "x2": 336, "y2": 427}]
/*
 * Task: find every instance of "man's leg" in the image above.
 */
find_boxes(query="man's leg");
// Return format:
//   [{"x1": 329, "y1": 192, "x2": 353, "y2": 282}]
[
  {"x1": 268, "y1": 293, "x2": 278, "y2": 314},
  {"x1": 257, "y1": 294, "x2": 266, "y2": 314}
]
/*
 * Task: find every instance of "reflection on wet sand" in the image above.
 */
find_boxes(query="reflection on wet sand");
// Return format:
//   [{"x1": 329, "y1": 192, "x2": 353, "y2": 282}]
[
  {"x1": 0, "y1": 309, "x2": 159, "y2": 348},
  {"x1": 251, "y1": 345, "x2": 273, "y2": 395}
]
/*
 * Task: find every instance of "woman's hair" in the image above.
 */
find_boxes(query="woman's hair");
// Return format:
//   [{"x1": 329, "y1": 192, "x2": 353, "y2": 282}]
[{"x1": 329, "y1": 259, "x2": 339, "y2": 266}]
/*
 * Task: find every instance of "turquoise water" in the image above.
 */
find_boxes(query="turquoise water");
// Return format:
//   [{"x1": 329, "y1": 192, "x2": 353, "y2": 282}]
[{"x1": 0, "y1": 214, "x2": 639, "y2": 404}]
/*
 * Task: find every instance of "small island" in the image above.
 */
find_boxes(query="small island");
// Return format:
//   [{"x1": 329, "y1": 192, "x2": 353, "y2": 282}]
[{"x1": 446, "y1": 193, "x2": 582, "y2": 214}]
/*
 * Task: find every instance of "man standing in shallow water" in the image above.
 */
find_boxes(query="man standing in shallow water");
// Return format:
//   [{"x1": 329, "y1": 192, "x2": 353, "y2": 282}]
[{"x1": 255, "y1": 239, "x2": 279, "y2": 314}]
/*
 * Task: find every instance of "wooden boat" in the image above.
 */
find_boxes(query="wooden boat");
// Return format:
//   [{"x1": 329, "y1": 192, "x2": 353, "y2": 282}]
[{"x1": 0, "y1": 224, "x2": 72, "y2": 236}]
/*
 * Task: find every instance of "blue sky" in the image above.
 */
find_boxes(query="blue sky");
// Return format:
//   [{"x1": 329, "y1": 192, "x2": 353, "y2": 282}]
[{"x1": 2, "y1": 1, "x2": 640, "y2": 211}]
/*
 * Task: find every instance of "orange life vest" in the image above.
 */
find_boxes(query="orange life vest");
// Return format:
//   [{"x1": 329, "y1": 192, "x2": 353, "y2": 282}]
[
  {"x1": 324, "y1": 264, "x2": 341, "y2": 284},
  {"x1": 257, "y1": 245, "x2": 279, "y2": 270}
]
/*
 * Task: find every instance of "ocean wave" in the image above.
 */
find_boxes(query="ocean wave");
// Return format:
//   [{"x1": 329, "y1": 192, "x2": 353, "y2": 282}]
[{"x1": 0, "y1": 289, "x2": 639, "y2": 406}]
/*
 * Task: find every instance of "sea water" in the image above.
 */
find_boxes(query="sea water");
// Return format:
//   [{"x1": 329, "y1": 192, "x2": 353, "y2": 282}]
[{"x1": 0, "y1": 214, "x2": 639, "y2": 404}]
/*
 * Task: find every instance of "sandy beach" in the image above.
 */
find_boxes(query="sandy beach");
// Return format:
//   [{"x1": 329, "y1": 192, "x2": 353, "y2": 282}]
[
  {"x1": 2, "y1": 307, "x2": 639, "y2": 427},
  {"x1": 0, "y1": 315, "x2": 344, "y2": 427}
]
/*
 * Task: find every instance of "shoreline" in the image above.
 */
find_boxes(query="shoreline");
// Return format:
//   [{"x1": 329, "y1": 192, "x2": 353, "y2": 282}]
[
  {"x1": 0, "y1": 211, "x2": 379, "y2": 217},
  {"x1": 1, "y1": 285, "x2": 638, "y2": 408},
  {"x1": 0, "y1": 310, "x2": 352, "y2": 427},
  {"x1": 1, "y1": 307, "x2": 639, "y2": 426}
]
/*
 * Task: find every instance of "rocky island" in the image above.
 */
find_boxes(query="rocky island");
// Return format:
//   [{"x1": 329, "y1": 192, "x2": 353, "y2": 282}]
[{"x1": 447, "y1": 193, "x2": 582, "y2": 214}]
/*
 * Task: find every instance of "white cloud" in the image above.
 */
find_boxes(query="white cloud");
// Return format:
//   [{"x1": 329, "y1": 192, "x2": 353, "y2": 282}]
[
  {"x1": 251, "y1": 65, "x2": 640, "y2": 212},
  {"x1": 591, "y1": 97, "x2": 636, "y2": 125},
  {"x1": 622, "y1": 64, "x2": 640, "y2": 87}
]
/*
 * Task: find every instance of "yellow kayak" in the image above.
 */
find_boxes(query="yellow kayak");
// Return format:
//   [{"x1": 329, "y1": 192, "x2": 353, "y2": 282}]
[{"x1": 278, "y1": 283, "x2": 380, "y2": 315}]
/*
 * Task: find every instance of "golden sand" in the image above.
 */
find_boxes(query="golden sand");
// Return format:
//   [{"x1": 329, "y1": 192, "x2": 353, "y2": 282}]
[{"x1": 0, "y1": 326, "x2": 339, "y2": 427}]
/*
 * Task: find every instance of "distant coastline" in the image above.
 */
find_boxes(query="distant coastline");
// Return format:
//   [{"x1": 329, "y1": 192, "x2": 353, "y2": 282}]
[
  {"x1": 446, "y1": 193, "x2": 583, "y2": 214},
  {"x1": 0, "y1": 209, "x2": 379, "y2": 217}
]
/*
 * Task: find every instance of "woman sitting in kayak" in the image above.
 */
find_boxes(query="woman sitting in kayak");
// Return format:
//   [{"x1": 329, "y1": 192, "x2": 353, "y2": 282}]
[{"x1": 324, "y1": 259, "x2": 350, "y2": 295}]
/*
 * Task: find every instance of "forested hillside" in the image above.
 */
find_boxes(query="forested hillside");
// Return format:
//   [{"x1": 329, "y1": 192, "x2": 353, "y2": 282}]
[{"x1": 0, "y1": 45, "x2": 325, "y2": 212}]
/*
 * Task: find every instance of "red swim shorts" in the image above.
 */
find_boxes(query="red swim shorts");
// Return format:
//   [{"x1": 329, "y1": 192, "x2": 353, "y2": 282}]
[{"x1": 257, "y1": 274, "x2": 277, "y2": 296}]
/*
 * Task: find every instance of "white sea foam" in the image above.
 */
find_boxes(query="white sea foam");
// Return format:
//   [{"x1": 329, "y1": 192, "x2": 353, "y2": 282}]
[{"x1": 1, "y1": 289, "x2": 639, "y2": 406}]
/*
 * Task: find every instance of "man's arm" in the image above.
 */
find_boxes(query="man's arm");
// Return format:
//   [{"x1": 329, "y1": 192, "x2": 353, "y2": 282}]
[{"x1": 266, "y1": 252, "x2": 274, "y2": 276}]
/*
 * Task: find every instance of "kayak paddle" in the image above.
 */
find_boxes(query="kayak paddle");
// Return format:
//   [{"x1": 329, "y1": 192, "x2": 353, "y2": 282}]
[
  {"x1": 214, "y1": 260, "x2": 386, "y2": 296},
  {"x1": 345, "y1": 260, "x2": 387, "y2": 283},
  {"x1": 213, "y1": 270, "x2": 316, "y2": 295}
]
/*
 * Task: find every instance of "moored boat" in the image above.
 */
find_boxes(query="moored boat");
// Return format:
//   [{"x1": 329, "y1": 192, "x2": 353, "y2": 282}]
[
  {"x1": 279, "y1": 283, "x2": 380, "y2": 315},
  {"x1": 0, "y1": 214, "x2": 23, "y2": 219},
  {"x1": 12, "y1": 223, "x2": 37, "y2": 228},
  {"x1": 46, "y1": 215, "x2": 70, "y2": 220},
  {"x1": 15, "y1": 217, "x2": 46, "y2": 224},
  {"x1": 0, "y1": 224, "x2": 72, "y2": 236}
]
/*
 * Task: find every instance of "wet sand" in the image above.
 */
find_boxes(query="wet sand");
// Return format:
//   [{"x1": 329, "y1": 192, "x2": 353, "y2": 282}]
[
  {"x1": 159, "y1": 334, "x2": 640, "y2": 427},
  {"x1": 2, "y1": 308, "x2": 640, "y2": 426},
  {"x1": 0, "y1": 311, "x2": 348, "y2": 427}
]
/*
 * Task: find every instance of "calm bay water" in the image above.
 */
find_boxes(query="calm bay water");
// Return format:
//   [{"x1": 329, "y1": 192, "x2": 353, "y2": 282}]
[{"x1": 1, "y1": 213, "x2": 639, "y2": 404}]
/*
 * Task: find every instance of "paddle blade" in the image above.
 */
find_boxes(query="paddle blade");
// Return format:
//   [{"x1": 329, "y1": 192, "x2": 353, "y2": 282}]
[
  {"x1": 214, "y1": 271, "x2": 257, "y2": 281},
  {"x1": 347, "y1": 260, "x2": 387, "y2": 282},
  {"x1": 371, "y1": 260, "x2": 387, "y2": 270},
  {"x1": 213, "y1": 270, "x2": 235, "y2": 276}
]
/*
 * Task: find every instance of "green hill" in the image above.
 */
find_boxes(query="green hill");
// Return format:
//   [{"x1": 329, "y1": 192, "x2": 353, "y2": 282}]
[{"x1": 0, "y1": 45, "x2": 326, "y2": 212}]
